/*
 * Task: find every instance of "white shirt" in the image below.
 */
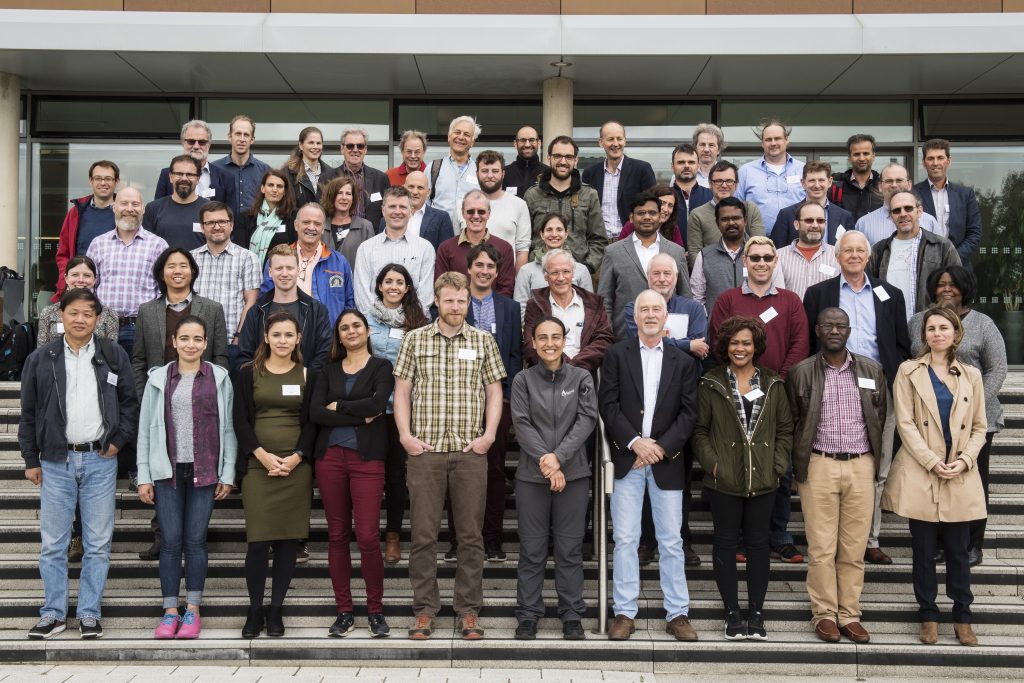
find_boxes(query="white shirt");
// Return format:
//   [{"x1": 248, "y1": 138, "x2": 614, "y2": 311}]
[
  {"x1": 632, "y1": 233, "x2": 661, "y2": 276},
  {"x1": 64, "y1": 337, "x2": 104, "y2": 444},
  {"x1": 407, "y1": 205, "x2": 426, "y2": 239},
  {"x1": 549, "y1": 291, "x2": 585, "y2": 358},
  {"x1": 886, "y1": 238, "x2": 917, "y2": 320},
  {"x1": 601, "y1": 161, "x2": 623, "y2": 239},
  {"x1": 197, "y1": 162, "x2": 214, "y2": 199},
  {"x1": 928, "y1": 180, "x2": 950, "y2": 238},
  {"x1": 628, "y1": 339, "x2": 664, "y2": 449}
]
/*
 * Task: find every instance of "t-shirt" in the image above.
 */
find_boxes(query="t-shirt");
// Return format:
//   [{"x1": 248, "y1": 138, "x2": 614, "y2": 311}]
[
  {"x1": 75, "y1": 203, "x2": 115, "y2": 255},
  {"x1": 270, "y1": 300, "x2": 301, "y2": 322},
  {"x1": 886, "y1": 238, "x2": 916, "y2": 320},
  {"x1": 143, "y1": 195, "x2": 210, "y2": 251},
  {"x1": 171, "y1": 371, "x2": 197, "y2": 464}
]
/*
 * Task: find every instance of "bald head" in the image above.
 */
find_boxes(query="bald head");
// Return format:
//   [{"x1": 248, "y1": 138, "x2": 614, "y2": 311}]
[{"x1": 404, "y1": 170, "x2": 429, "y2": 210}]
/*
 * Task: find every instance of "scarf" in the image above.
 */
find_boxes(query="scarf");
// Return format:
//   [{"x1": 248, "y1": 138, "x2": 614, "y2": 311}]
[
  {"x1": 250, "y1": 200, "x2": 283, "y2": 265},
  {"x1": 372, "y1": 299, "x2": 405, "y2": 328}
]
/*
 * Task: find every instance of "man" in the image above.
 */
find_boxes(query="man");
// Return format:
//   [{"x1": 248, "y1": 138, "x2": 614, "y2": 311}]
[
  {"x1": 690, "y1": 197, "x2": 780, "y2": 315},
  {"x1": 53, "y1": 160, "x2": 119, "y2": 301},
  {"x1": 465, "y1": 151, "x2": 531, "y2": 269},
  {"x1": 829, "y1": 134, "x2": 883, "y2": 222},
  {"x1": 154, "y1": 119, "x2": 229, "y2": 202},
  {"x1": 514, "y1": 210, "x2": 594, "y2": 319},
  {"x1": 692, "y1": 122, "x2": 726, "y2": 188},
  {"x1": 599, "y1": 289, "x2": 700, "y2": 642},
  {"x1": 429, "y1": 115, "x2": 482, "y2": 218},
  {"x1": 435, "y1": 191, "x2": 516, "y2": 298},
  {"x1": 21, "y1": 289, "x2": 138, "y2": 640},
  {"x1": 337, "y1": 127, "x2": 389, "y2": 228},
  {"x1": 144, "y1": 155, "x2": 210, "y2": 251},
  {"x1": 736, "y1": 119, "x2": 806, "y2": 235},
  {"x1": 804, "y1": 230, "x2": 912, "y2": 565},
  {"x1": 855, "y1": 164, "x2": 940, "y2": 246},
  {"x1": 260, "y1": 203, "x2": 354, "y2": 325},
  {"x1": 213, "y1": 114, "x2": 270, "y2": 220},
  {"x1": 445, "y1": 244, "x2": 522, "y2": 563},
  {"x1": 771, "y1": 161, "x2": 854, "y2": 248},
  {"x1": 581, "y1": 121, "x2": 657, "y2": 241},
  {"x1": 599, "y1": 192, "x2": 691, "y2": 340},
  {"x1": 387, "y1": 130, "x2": 427, "y2": 187},
  {"x1": 394, "y1": 272, "x2": 505, "y2": 641},
  {"x1": 354, "y1": 186, "x2": 436, "y2": 314},
  {"x1": 775, "y1": 202, "x2": 840, "y2": 300},
  {"x1": 398, "y1": 170, "x2": 455, "y2": 249},
  {"x1": 237, "y1": 244, "x2": 331, "y2": 370},
  {"x1": 524, "y1": 136, "x2": 607, "y2": 275},
  {"x1": 190, "y1": 201, "x2": 262, "y2": 373},
  {"x1": 86, "y1": 187, "x2": 169, "y2": 359},
  {"x1": 914, "y1": 138, "x2": 983, "y2": 268},
  {"x1": 867, "y1": 189, "x2": 962, "y2": 319},
  {"x1": 787, "y1": 307, "x2": 887, "y2": 644},
  {"x1": 669, "y1": 144, "x2": 713, "y2": 247},
  {"x1": 686, "y1": 160, "x2": 766, "y2": 268},
  {"x1": 503, "y1": 126, "x2": 549, "y2": 198}
]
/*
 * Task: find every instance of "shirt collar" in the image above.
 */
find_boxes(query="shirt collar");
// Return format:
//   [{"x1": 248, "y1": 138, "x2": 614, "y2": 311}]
[
  {"x1": 839, "y1": 273, "x2": 872, "y2": 292},
  {"x1": 741, "y1": 280, "x2": 778, "y2": 297},
  {"x1": 166, "y1": 292, "x2": 193, "y2": 307},
  {"x1": 429, "y1": 320, "x2": 467, "y2": 338},
  {"x1": 639, "y1": 339, "x2": 664, "y2": 353},
  {"x1": 169, "y1": 359, "x2": 209, "y2": 380},
  {"x1": 631, "y1": 232, "x2": 659, "y2": 249},
  {"x1": 604, "y1": 156, "x2": 623, "y2": 175},
  {"x1": 472, "y1": 291, "x2": 494, "y2": 304},
  {"x1": 549, "y1": 290, "x2": 582, "y2": 310},
  {"x1": 458, "y1": 229, "x2": 489, "y2": 245},
  {"x1": 928, "y1": 178, "x2": 948, "y2": 191},
  {"x1": 63, "y1": 336, "x2": 94, "y2": 356}
]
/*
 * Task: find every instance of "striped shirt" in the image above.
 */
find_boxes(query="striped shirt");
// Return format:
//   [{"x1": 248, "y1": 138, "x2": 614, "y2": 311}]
[
  {"x1": 352, "y1": 230, "x2": 436, "y2": 314},
  {"x1": 812, "y1": 353, "x2": 871, "y2": 454},
  {"x1": 600, "y1": 162, "x2": 623, "y2": 239},
  {"x1": 86, "y1": 227, "x2": 168, "y2": 317},
  {"x1": 191, "y1": 241, "x2": 262, "y2": 342},
  {"x1": 775, "y1": 242, "x2": 839, "y2": 300},
  {"x1": 855, "y1": 205, "x2": 940, "y2": 246}
]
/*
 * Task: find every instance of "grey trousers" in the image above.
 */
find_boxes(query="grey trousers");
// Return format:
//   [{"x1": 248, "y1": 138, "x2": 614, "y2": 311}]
[
  {"x1": 515, "y1": 477, "x2": 589, "y2": 623},
  {"x1": 868, "y1": 392, "x2": 896, "y2": 549}
]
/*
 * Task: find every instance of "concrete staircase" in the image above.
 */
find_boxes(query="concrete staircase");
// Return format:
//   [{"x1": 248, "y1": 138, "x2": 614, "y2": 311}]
[{"x1": 1, "y1": 378, "x2": 1023, "y2": 677}]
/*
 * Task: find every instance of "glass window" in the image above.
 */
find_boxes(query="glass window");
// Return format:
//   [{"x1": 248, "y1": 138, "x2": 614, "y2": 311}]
[
  {"x1": 395, "y1": 101, "x2": 542, "y2": 142},
  {"x1": 32, "y1": 98, "x2": 192, "y2": 137},
  {"x1": 201, "y1": 98, "x2": 390, "y2": 146},
  {"x1": 719, "y1": 101, "x2": 913, "y2": 146},
  {"x1": 920, "y1": 101, "x2": 1024, "y2": 141},
  {"x1": 573, "y1": 102, "x2": 714, "y2": 141}
]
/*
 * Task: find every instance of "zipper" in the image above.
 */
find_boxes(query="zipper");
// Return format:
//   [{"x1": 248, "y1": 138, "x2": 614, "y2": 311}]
[{"x1": 705, "y1": 374, "x2": 779, "y2": 496}]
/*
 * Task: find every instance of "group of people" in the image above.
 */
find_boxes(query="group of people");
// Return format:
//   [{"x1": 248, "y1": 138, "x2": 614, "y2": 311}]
[{"x1": 19, "y1": 113, "x2": 1002, "y2": 651}]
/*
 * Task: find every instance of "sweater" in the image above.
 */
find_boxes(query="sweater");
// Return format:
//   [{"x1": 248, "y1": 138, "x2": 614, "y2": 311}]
[{"x1": 709, "y1": 285, "x2": 809, "y2": 378}]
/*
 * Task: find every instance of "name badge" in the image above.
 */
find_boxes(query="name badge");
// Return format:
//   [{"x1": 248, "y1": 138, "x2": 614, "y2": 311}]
[
  {"x1": 201, "y1": 187, "x2": 216, "y2": 199},
  {"x1": 874, "y1": 285, "x2": 890, "y2": 302},
  {"x1": 835, "y1": 225, "x2": 846, "y2": 241},
  {"x1": 759, "y1": 307, "x2": 778, "y2": 324},
  {"x1": 336, "y1": 228, "x2": 350, "y2": 240},
  {"x1": 56, "y1": 322, "x2": 65, "y2": 333},
  {"x1": 665, "y1": 313, "x2": 689, "y2": 340},
  {"x1": 858, "y1": 377, "x2": 877, "y2": 391},
  {"x1": 370, "y1": 192, "x2": 383, "y2": 203},
  {"x1": 491, "y1": 322, "x2": 497, "y2": 334},
  {"x1": 192, "y1": 222, "x2": 203, "y2": 233},
  {"x1": 744, "y1": 388, "x2": 765, "y2": 401},
  {"x1": 458, "y1": 348, "x2": 477, "y2": 361},
  {"x1": 786, "y1": 174, "x2": 802, "y2": 184},
  {"x1": 742, "y1": 267, "x2": 748, "y2": 278},
  {"x1": 389, "y1": 327, "x2": 404, "y2": 340},
  {"x1": 276, "y1": 225, "x2": 287, "y2": 233},
  {"x1": 818, "y1": 264, "x2": 837, "y2": 277},
  {"x1": 106, "y1": 372, "x2": 118, "y2": 387},
  {"x1": 282, "y1": 384, "x2": 301, "y2": 396},
  {"x1": 506, "y1": 186, "x2": 518, "y2": 195}
]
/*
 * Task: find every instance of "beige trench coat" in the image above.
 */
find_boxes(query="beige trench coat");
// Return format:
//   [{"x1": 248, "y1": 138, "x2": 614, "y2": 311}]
[{"x1": 881, "y1": 357, "x2": 987, "y2": 523}]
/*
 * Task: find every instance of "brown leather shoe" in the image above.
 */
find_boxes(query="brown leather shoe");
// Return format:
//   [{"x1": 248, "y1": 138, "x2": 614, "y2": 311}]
[
  {"x1": 919, "y1": 621, "x2": 938, "y2": 645},
  {"x1": 637, "y1": 545, "x2": 655, "y2": 566},
  {"x1": 839, "y1": 621, "x2": 871, "y2": 643},
  {"x1": 666, "y1": 615, "x2": 699, "y2": 642},
  {"x1": 954, "y1": 623, "x2": 978, "y2": 647},
  {"x1": 459, "y1": 614, "x2": 485, "y2": 640},
  {"x1": 384, "y1": 532, "x2": 401, "y2": 565},
  {"x1": 607, "y1": 614, "x2": 635, "y2": 640},
  {"x1": 408, "y1": 614, "x2": 434, "y2": 640},
  {"x1": 864, "y1": 547, "x2": 893, "y2": 565},
  {"x1": 814, "y1": 619, "x2": 841, "y2": 643}
]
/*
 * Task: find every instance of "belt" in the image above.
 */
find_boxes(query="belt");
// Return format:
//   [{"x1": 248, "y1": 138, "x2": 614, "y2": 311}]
[
  {"x1": 67, "y1": 441, "x2": 102, "y2": 452},
  {"x1": 813, "y1": 450, "x2": 869, "y2": 461},
  {"x1": 118, "y1": 316, "x2": 137, "y2": 326}
]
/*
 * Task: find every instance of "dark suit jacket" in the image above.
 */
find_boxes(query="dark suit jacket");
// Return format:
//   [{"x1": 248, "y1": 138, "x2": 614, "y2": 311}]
[
  {"x1": 308, "y1": 356, "x2": 394, "y2": 461},
  {"x1": 284, "y1": 163, "x2": 338, "y2": 209},
  {"x1": 154, "y1": 163, "x2": 230, "y2": 204},
  {"x1": 339, "y1": 164, "x2": 389, "y2": 230},
  {"x1": 674, "y1": 183, "x2": 714, "y2": 248},
  {"x1": 598, "y1": 338, "x2": 700, "y2": 490},
  {"x1": 581, "y1": 155, "x2": 657, "y2": 226},
  {"x1": 913, "y1": 180, "x2": 982, "y2": 266},
  {"x1": 802, "y1": 274, "x2": 911, "y2": 389},
  {"x1": 464, "y1": 293, "x2": 522, "y2": 398},
  {"x1": 378, "y1": 205, "x2": 455, "y2": 250},
  {"x1": 770, "y1": 201, "x2": 854, "y2": 249}
]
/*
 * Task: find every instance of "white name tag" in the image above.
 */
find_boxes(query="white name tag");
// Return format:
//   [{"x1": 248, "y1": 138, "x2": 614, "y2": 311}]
[
  {"x1": 192, "y1": 222, "x2": 203, "y2": 233},
  {"x1": 665, "y1": 313, "x2": 689, "y2": 339},
  {"x1": 760, "y1": 307, "x2": 778, "y2": 324},
  {"x1": 276, "y1": 225, "x2": 287, "y2": 233},
  {"x1": 491, "y1": 322, "x2": 497, "y2": 334},
  {"x1": 818, "y1": 264, "x2": 837, "y2": 277},
  {"x1": 282, "y1": 384, "x2": 301, "y2": 396},
  {"x1": 337, "y1": 228, "x2": 350, "y2": 240},
  {"x1": 744, "y1": 388, "x2": 765, "y2": 401},
  {"x1": 56, "y1": 322, "x2": 65, "y2": 333},
  {"x1": 458, "y1": 348, "x2": 477, "y2": 361},
  {"x1": 786, "y1": 175, "x2": 802, "y2": 184},
  {"x1": 370, "y1": 192, "x2": 382, "y2": 203},
  {"x1": 874, "y1": 285, "x2": 890, "y2": 302},
  {"x1": 506, "y1": 186, "x2": 518, "y2": 195},
  {"x1": 106, "y1": 372, "x2": 118, "y2": 387},
  {"x1": 201, "y1": 188, "x2": 216, "y2": 199},
  {"x1": 388, "y1": 327, "x2": 404, "y2": 340},
  {"x1": 858, "y1": 377, "x2": 877, "y2": 391},
  {"x1": 742, "y1": 267, "x2": 748, "y2": 278}
]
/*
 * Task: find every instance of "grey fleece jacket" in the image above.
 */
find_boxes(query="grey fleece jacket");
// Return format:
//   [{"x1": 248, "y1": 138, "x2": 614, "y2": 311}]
[{"x1": 510, "y1": 362, "x2": 598, "y2": 484}]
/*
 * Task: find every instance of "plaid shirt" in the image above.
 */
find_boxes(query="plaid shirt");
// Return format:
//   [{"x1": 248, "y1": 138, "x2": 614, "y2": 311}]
[
  {"x1": 812, "y1": 353, "x2": 871, "y2": 454},
  {"x1": 191, "y1": 241, "x2": 262, "y2": 342},
  {"x1": 727, "y1": 366, "x2": 763, "y2": 439},
  {"x1": 86, "y1": 227, "x2": 168, "y2": 317},
  {"x1": 393, "y1": 320, "x2": 506, "y2": 452}
]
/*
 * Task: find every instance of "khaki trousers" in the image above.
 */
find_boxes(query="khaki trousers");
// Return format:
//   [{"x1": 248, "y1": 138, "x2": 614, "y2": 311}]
[{"x1": 797, "y1": 452, "x2": 875, "y2": 626}]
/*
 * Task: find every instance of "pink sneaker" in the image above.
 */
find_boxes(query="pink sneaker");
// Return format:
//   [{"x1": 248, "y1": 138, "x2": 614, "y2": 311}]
[
  {"x1": 176, "y1": 609, "x2": 201, "y2": 639},
  {"x1": 154, "y1": 613, "x2": 180, "y2": 639}
]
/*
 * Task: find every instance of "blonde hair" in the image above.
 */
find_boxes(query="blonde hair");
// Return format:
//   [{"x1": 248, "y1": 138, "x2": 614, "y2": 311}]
[
  {"x1": 743, "y1": 235, "x2": 777, "y2": 256},
  {"x1": 433, "y1": 271, "x2": 469, "y2": 298}
]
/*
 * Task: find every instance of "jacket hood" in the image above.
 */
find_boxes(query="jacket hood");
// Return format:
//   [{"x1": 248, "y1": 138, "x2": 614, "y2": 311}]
[{"x1": 538, "y1": 168, "x2": 582, "y2": 196}]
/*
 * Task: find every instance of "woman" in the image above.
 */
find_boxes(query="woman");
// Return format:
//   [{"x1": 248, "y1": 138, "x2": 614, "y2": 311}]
[
  {"x1": 366, "y1": 264, "x2": 429, "y2": 564},
  {"x1": 320, "y1": 176, "x2": 375, "y2": 266},
  {"x1": 233, "y1": 311, "x2": 316, "y2": 638},
  {"x1": 38, "y1": 255, "x2": 118, "y2": 346},
  {"x1": 882, "y1": 305, "x2": 987, "y2": 647},
  {"x1": 136, "y1": 316, "x2": 236, "y2": 640},
  {"x1": 693, "y1": 316, "x2": 792, "y2": 641},
  {"x1": 617, "y1": 184, "x2": 682, "y2": 246},
  {"x1": 235, "y1": 169, "x2": 297, "y2": 266},
  {"x1": 908, "y1": 266, "x2": 1006, "y2": 566},
  {"x1": 309, "y1": 309, "x2": 394, "y2": 638},
  {"x1": 510, "y1": 316, "x2": 597, "y2": 642},
  {"x1": 282, "y1": 126, "x2": 337, "y2": 209},
  {"x1": 514, "y1": 213, "x2": 594, "y2": 318}
]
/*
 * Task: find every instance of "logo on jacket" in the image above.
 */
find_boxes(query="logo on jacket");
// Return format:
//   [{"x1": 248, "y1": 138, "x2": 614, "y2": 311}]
[
  {"x1": 561, "y1": 388, "x2": 575, "y2": 397},
  {"x1": 328, "y1": 274, "x2": 345, "y2": 288}
]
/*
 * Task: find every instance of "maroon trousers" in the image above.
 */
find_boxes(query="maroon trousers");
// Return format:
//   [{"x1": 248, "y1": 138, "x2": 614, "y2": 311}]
[{"x1": 448, "y1": 401, "x2": 512, "y2": 543}]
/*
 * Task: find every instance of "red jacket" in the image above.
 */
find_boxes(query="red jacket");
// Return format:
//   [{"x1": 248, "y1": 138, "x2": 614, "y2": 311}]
[
  {"x1": 52, "y1": 196, "x2": 93, "y2": 302},
  {"x1": 386, "y1": 162, "x2": 426, "y2": 187},
  {"x1": 522, "y1": 285, "x2": 614, "y2": 373}
]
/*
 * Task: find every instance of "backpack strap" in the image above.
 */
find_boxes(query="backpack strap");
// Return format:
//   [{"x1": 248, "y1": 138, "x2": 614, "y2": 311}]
[{"x1": 428, "y1": 158, "x2": 443, "y2": 202}]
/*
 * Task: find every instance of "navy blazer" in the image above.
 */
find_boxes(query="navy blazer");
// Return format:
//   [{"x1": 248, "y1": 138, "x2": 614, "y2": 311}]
[
  {"x1": 674, "y1": 183, "x2": 714, "y2": 248},
  {"x1": 463, "y1": 293, "x2": 522, "y2": 398},
  {"x1": 378, "y1": 205, "x2": 455, "y2": 250},
  {"x1": 154, "y1": 163, "x2": 231, "y2": 204},
  {"x1": 771, "y1": 201, "x2": 854, "y2": 249},
  {"x1": 581, "y1": 155, "x2": 657, "y2": 226},
  {"x1": 913, "y1": 180, "x2": 982, "y2": 267}
]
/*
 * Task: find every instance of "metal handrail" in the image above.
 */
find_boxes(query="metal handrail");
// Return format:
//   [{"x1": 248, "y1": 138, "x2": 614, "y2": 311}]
[{"x1": 592, "y1": 371, "x2": 615, "y2": 635}]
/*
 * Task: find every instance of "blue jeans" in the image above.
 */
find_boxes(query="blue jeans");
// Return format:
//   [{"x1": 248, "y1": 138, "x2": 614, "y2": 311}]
[
  {"x1": 611, "y1": 466, "x2": 689, "y2": 621},
  {"x1": 39, "y1": 451, "x2": 117, "y2": 621},
  {"x1": 770, "y1": 462, "x2": 795, "y2": 547},
  {"x1": 117, "y1": 322, "x2": 136, "y2": 361},
  {"x1": 154, "y1": 463, "x2": 216, "y2": 609}
]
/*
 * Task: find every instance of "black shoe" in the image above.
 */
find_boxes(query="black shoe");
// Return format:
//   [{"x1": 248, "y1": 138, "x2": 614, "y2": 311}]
[
  {"x1": 328, "y1": 612, "x2": 354, "y2": 638},
  {"x1": 968, "y1": 547, "x2": 983, "y2": 567},
  {"x1": 67, "y1": 536, "x2": 84, "y2": 564},
  {"x1": 683, "y1": 542, "x2": 701, "y2": 567},
  {"x1": 444, "y1": 542, "x2": 458, "y2": 563},
  {"x1": 637, "y1": 544, "x2": 656, "y2": 566},
  {"x1": 138, "y1": 538, "x2": 161, "y2": 561},
  {"x1": 724, "y1": 610, "x2": 746, "y2": 640},
  {"x1": 296, "y1": 543, "x2": 309, "y2": 564},
  {"x1": 563, "y1": 620, "x2": 586, "y2": 640},
  {"x1": 745, "y1": 611, "x2": 767, "y2": 641},
  {"x1": 266, "y1": 606, "x2": 285, "y2": 637},
  {"x1": 514, "y1": 619, "x2": 537, "y2": 640},
  {"x1": 485, "y1": 539, "x2": 506, "y2": 563},
  {"x1": 934, "y1": 549, "x2": 946, "y2": 563},
  {"x1": 367, "y1": 612, "x2": 390, "y2": 638},
  {"x1": 241, "y1": 606, "x2": 264, "y2": 638},
  {"x1": 28, "y1": 617, "x2": 66, "y2": 640},
  {"x1": 79, "y1": 617, "x2": 103, "y2": 639},
  {"x1": 770, "y1": 544, "x2": 804, "y2": 563}
]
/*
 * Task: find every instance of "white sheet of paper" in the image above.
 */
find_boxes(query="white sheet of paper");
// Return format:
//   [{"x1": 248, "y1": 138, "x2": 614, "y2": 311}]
[
  {"x1": 201, "y1": 188, "x2": 216, "y2": 199},
  {"x1": 458, "y1": 348, "x2": 477, "y2": 361},
  {"x1": 835, "y1": 225, "x2": 846, "y2": 241},
  {"x1": 786, "y1": 175, "x2": 801, "y2": 184},
  {"x1": 760, "y1": 307, "x2": 778, "y2": 324},
  {"x1": 858, "y1": 377, "x2": 877, "y2": 390},
  {"x1": 282, "y1": 384, "x2": 301, "y2": 396},
  {"x1": 665, "y1": 313, "x2": 689, "y2": 340},
  {"x1": 874, "y1": 285, "x2": 891, "y2": 302},
  {"x1": 506, "y1": 186, "x2": 518, "y2": 195},
  {"x1": 370, "y1": 192, "x2": 383, "y2": 202},
  {"x1": 388, "y1": 328, "x2": 404, "y2": 339},
  {"x1": 276, "y1": 225, "x2": 286, "y2": 233},
  {"x1": 742, "y1": 267, "x2": 748, "y2": 278},
  {"x1": 106, "y1": 372, "x2": 118, "y2": 386},
  {"x1": 818, "y1": 264, "x2": 837, "y2": 277},
  {"x1": 744, "y1": 388, "x2": 765, "y2": 401}
]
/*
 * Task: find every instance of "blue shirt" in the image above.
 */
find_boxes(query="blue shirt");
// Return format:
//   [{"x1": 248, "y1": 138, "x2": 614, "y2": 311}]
[
  {"x1": 75, "y1": 201, "x2": 115, "y2": 256},
  {"x1": 838, "y1": 274, "x2": 880, "y2": 363},
  {"x1": 736, "y1": 154, "x2": 805, "y2": 236},
  {"x1": 928, "y1": 366, "x2": 954, "y2": 446},
  {"x1": 213, "y1": 154, "x2": 271, "y2": 220},
  {"x1": 471, "y1": 292, "x2": 496, "y2": 336},
  {"x1": 623, "y1": 294, "x2": 708, "y2": 355},
  {"x1": 328, "y1": 371, "x2": 360, "y2": 449}
]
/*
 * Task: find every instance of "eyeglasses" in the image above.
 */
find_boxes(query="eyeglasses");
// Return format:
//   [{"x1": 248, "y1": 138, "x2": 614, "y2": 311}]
[
  {"x1": 890, "y1": 205, "x2": 918, "y2": 215},
  {"x1": 711, "y1": 179, "x2": 737, "y2": 186},
  {"x1": 90, "y1": 176, "x2": 117, "y2": 184},
  {"x1": 817, "y1": 323, "x2": 851, "y2": 332},
  {"x1": 344, "y1": 143, "x2": 367, "y2": 151},
  {"x1": 202, "y1": 219, "x2": 232, "y2": 228},
  {"x1": 183, "y1": 138, "x2": 210, "y2": 147},
  {"x1": 633, "y1": 210, "x2": 660, "y2": 218},
  {"x1": 799, "y1": 218, "x2": 827, "y2": 225},
  {"x1": 746, "y1": 254, "x2": 775, "y2": 263},
  {"x1": 516, "y1": 137, "x2": 538, "y2": 144},
  {"x1": 464, "y1": 209, "x2": 488, "y2": 216},
  {"x1": 169, "y1": 171, "x2": 199, "y2": 180},
  {"x1": 550, "y1": 154, "x2": 577, "y2": 162}
]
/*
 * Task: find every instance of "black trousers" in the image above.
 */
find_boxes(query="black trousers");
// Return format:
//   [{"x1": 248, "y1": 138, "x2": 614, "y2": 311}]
[
  {"x1": 705, "y1": 486, "x2": 774, "y2": 612},
  {"x1": 970, "y1": 433, "x2": 993, "y2": 551},
  {"x1": 909, "y1": 518, "x2": 973, "y2": 623}
]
